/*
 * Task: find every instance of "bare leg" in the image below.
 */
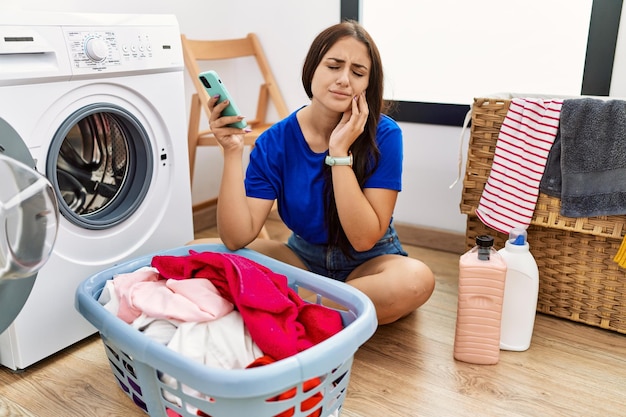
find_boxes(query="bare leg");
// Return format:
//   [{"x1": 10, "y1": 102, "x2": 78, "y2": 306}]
[
  {"x1": 188, "y1": 238, "x2": 435, "y2": 323},
  {"x1": 346, "y1": 255, "x2": 435, "y2": 325},
  {"x1": 247, "y1": 238, "x2": 308, "y2": 270},
  {"x1": 248, "y1": 239, "x2": 436, "y2": 321}
]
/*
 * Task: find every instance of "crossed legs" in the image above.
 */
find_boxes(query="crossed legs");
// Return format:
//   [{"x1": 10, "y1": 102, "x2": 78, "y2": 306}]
[{"x1": 190, "y1": 237, "x2": 435, "y2": 325}]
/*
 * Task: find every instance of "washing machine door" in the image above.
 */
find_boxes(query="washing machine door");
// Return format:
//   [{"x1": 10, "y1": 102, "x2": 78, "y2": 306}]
[
  {"x1": 0, "y1": 119, "x2": 59, "y2": 333},
  {"x1": 46, "y1": 104, "x2": 153, "y2": 230}
]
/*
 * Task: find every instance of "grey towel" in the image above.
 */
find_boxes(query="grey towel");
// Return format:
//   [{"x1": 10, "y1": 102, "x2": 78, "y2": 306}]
[
  {"x1": 540, "y1": 98, "x2": 626, "y2": 217},
  {"x1": 539, "y1": 128, "x2": 562, "y2": 198}
]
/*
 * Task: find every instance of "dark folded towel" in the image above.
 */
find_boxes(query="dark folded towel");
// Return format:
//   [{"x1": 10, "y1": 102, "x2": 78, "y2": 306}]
[{"x1": 540, "y1": 98, "x2": 626, "y2": 217}]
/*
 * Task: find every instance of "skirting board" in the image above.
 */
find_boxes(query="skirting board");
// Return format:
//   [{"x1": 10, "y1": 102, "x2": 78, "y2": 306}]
[
  {"x1": 393, "y1": 222, "x2": 465, "y2": 254},
  {"x1": 193, "y1": 201, "x2": 465, "y2": 254},
  {"x1": 192, "y1": 198, "x2": 218, "y2": 233}
]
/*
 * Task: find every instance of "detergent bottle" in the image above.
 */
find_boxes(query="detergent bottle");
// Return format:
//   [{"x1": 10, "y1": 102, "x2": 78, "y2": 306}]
[
  {"x1": 454, "y1": 235, "x2": 507, "y2": 365},
  {"x1": 498, "y1": 228, "x2": 539, "y2": 351}
]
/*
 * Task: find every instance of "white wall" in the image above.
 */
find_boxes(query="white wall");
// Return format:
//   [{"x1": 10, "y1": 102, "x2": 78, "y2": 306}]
[
  {"x1": 4, "y1": 0, "x2": 626, "y2": 236},
  {"x1": 363, "y1": 0, "x2": 593, "y2": 105},
  {"x1": 397, "y1": 121, "x2": 469, "y2": 233}
]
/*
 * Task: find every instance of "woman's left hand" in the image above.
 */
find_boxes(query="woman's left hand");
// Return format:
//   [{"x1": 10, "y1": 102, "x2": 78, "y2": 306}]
[
  {"x1": 208, "y1": 95, "x2": 250, "y2": 152},
  {"x1": 329, "y1": 91, "x2": 369, "y2": 155}
]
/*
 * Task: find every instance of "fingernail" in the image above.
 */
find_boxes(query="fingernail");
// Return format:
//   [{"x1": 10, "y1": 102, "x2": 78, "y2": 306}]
[
  {"x1": 244, "y1": 127, "x2": 252, "y2": 133},
  {"x1": 212, "y1": 94, "x2": 220, "y2": 99}
]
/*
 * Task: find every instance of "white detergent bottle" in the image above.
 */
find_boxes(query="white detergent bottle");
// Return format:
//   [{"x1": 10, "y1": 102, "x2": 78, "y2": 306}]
[{"x1": 498, "y1": 228, "x2": 539, "y2": 351}]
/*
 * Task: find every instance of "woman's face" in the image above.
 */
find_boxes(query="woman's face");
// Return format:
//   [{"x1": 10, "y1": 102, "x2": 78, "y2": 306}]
[{"x1": 310, "y1": 36, "x2": 371, "y2": 113}]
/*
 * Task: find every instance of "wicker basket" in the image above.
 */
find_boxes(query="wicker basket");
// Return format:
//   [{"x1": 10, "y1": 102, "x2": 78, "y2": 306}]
[{"x1": 460, "y1": 97, "x2": 626, "y2": 334}]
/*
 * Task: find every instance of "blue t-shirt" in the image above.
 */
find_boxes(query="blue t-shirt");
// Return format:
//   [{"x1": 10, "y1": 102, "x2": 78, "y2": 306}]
[{"x1": 245, "y1": 108, "x2": 403, "y2": 244}]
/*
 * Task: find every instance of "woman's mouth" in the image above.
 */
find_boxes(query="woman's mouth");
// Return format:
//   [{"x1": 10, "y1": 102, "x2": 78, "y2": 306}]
[{"x1": 330, "y1": 90, "x2": 351, "y2": 99}]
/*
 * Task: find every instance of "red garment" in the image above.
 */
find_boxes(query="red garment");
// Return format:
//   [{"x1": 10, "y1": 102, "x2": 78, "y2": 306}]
[
  {"x1": 152, "y1": 251, "x2": 343, "y2": 360},
  {"x1": 247, "y1": 355, "x2": 323, "y2": 417}
]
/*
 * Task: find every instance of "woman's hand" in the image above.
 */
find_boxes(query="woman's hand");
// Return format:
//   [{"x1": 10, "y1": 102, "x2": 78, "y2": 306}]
[
  {"x1": 329, "y1": 91, "x2": 369, "y2": 155},
  {"x1": 208, "y1": 94, "x2": 250, "y2": 151}
]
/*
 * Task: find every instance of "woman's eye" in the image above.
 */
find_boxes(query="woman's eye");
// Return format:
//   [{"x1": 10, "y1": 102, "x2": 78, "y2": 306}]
[
  {"x1": 353, "y1": 72, "x2": 365, "y2": 77},
  {"x1": 328, "y1": 66, "x2": 339, "y2": 70}
]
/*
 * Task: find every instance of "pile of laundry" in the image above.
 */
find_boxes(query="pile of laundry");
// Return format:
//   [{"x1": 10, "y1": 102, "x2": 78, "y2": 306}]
[{"x1": 98, "y1": 250, "x2": 344, "y2": 417}]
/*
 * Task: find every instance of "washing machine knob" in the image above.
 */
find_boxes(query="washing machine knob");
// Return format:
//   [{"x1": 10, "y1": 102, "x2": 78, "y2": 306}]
[{"x1": 84, "y1": 37, "x2": 109, "y2": 62}]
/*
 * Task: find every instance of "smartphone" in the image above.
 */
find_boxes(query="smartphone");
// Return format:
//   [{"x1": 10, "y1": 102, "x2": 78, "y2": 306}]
[{"x1": 198, "y1": 70, "x2": 247, "y2": 129}]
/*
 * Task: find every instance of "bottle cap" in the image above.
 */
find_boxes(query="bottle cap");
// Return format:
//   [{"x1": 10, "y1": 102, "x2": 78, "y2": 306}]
[
  {"x1": 508, "y1": 228, "x2": 527, "y2": 246},
  {"x1": 476, "y1": 235, "x2": 494, "y2": 248}
]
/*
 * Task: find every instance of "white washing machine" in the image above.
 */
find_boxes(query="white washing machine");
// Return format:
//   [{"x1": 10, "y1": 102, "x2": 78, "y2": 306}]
[{"x1": 0, "y1": 11, "x2": 194, "y2": 370}]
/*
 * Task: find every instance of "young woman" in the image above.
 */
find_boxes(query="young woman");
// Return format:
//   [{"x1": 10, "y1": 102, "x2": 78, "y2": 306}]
[{"x1": 193, "y1": 20, "x2": 435, "y2": 325}]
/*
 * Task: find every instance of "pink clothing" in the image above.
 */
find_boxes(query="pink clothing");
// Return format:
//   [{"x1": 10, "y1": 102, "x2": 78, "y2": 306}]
[
  {"x1": 152, "y1": 251, "x2": 344, "y2": 361},
  {"x1": 113, "y1": 267, "x2": 160, "y2": 323},
  {"x1": 113, "y1": 268, "x2": 233, "y2": 324}
]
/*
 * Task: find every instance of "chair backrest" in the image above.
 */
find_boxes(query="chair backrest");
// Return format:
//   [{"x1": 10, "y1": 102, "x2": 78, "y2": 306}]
[{"x1": 180, "y1": 33, "x2": 289, "y2": 127}]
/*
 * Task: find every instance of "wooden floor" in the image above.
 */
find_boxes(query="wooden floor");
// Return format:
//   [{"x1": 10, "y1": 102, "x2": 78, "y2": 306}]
[{"x1": 1, "y1": 219, "x2": 625, "y2": 417}]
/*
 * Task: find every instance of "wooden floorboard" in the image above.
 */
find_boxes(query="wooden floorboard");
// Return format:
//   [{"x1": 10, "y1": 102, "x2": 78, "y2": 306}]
[{"x1": 1, "y1": 220, "x2": 624, "y2": 417}]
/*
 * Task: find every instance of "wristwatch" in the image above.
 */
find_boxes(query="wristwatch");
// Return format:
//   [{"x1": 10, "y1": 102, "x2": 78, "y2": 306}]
[{"x1": 325, "y1": 154, "x2": 353, "y2": 167}]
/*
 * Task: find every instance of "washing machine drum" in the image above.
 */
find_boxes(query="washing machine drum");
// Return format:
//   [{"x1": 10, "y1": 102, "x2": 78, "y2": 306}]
[
  {"x1": 47, "y1": 104, "x2": 153, "y2": 230},
  {"x1": 1, "y1": 119, "x2": 59, "y2": 333}
]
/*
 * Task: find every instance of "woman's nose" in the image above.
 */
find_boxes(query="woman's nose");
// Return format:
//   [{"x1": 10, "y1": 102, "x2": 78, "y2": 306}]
[{"x1": 336, "y1": 69, "x2": 350, "y2": 86}]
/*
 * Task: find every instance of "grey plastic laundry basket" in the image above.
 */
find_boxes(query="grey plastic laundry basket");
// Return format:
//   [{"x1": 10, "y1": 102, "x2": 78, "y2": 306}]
[{"x1": 75, "y1": 244, "x2": 377, "y2": 417}]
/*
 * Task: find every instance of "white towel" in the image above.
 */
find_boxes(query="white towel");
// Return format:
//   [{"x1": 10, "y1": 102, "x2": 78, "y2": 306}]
[
  {"x1": 161, "y1": 311, "x2": 264, "y2": 413},
  {"x1": 476, "y1": 98, "x2": 562, "y2": 234}
]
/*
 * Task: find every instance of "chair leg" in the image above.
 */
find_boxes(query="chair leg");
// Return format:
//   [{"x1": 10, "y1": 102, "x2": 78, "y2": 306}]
[{"x1": 187, "y1": 94, "x2": 203, "y2": 187}]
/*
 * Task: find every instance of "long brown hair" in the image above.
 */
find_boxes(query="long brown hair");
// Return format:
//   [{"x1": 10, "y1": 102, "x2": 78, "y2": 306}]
[{"x1": 302, "y1": 20, "x2": 387, "y2": 256}]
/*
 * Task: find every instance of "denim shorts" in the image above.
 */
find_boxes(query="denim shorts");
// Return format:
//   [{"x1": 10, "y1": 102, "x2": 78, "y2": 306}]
[{"x1": 286, "y1": 224, "x2": 408, "y2": 282}]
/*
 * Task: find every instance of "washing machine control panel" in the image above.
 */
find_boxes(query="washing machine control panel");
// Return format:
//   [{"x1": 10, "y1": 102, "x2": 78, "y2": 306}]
[
  {"x1": 66, "y1": 31, "x2": 122, "y2": 69},
  {"x1": 64, "y1": 26, "x2": 181, "y2": 74}
]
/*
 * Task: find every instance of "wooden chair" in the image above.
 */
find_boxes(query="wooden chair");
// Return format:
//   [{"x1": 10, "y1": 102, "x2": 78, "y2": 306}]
[{"x1": 181, "y1": 33, "x2": 289, "y2": 238}]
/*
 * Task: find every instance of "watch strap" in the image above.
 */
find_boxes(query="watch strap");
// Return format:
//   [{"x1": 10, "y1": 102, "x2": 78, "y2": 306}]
[{"x1": 325, "y1": 154, "x2": 353, "y2": 166}]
